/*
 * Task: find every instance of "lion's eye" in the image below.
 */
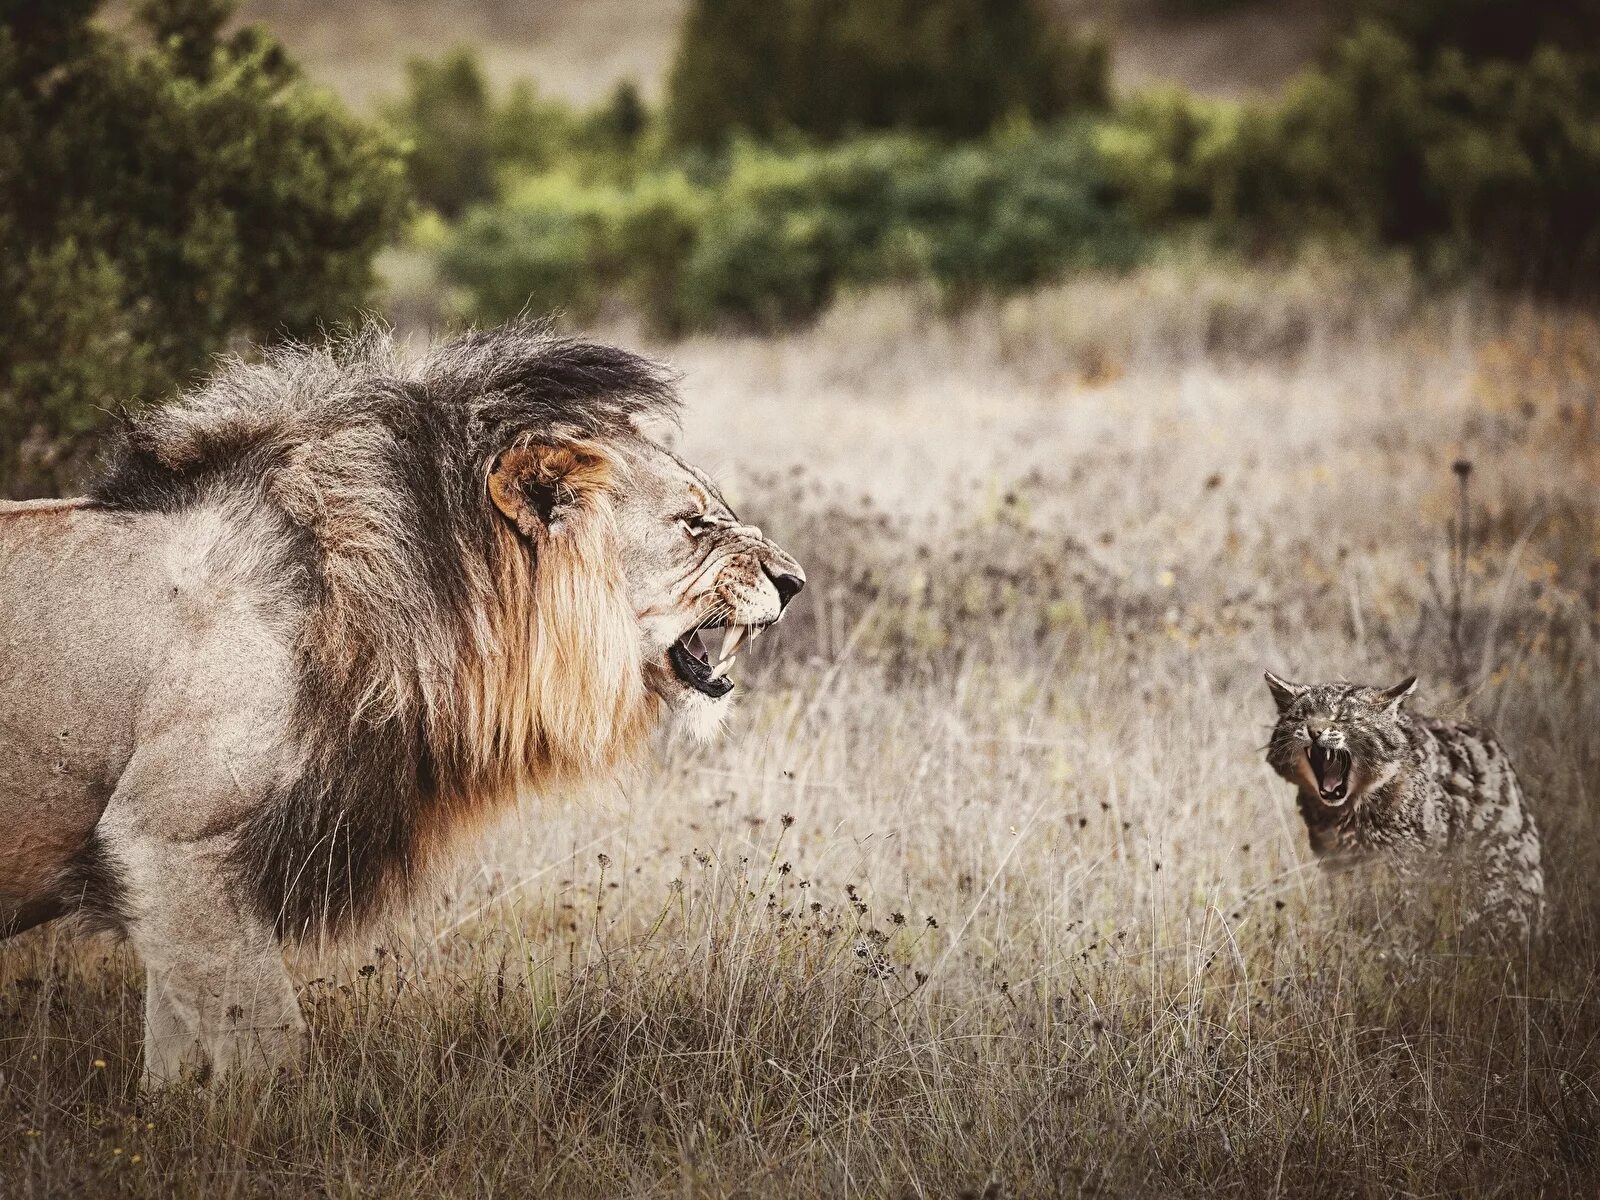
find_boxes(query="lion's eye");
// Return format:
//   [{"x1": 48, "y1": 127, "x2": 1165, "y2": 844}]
[{"x1": 677, "y1": 515, "x2": 708, "y2": 538}]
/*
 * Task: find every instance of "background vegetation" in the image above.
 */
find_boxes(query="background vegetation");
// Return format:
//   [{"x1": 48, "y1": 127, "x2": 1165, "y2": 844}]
[
  {"x1": 0, "y1": 0, "x2": 407, "y2": 496},
  {"x1": 3, "y1": 2, "x2": 1600, "y2": 1196},
  {"x1": 5, "y1": 0, "x2": 1597, "y2": 489},
  {"x1": 663, "y1": 0, "x2": 1110, "y2": 148},
  {"x1": 395, "y1": 0, "x2": 1600, "y2": 335}
]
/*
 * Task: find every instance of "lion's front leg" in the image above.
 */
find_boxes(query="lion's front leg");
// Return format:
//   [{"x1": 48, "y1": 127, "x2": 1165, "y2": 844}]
[
  {"x1": 106, "y1": 826, "x2": 305, "y2": 1087},
  {"x1": 139, "y1": 938, "x2": 305, "y2": 1087}
]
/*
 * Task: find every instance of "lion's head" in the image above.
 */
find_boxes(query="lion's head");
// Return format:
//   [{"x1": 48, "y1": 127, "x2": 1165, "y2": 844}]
[
  {"x1": 93, "y1": 320, "x2": 805, "y2": 937},
  {"x1": 484, "y1": 433, "x2": 804, "y2": 747}
]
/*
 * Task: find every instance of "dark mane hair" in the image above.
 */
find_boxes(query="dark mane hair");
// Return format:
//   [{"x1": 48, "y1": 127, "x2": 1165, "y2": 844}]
[
  {"x1": 95, "y1": 319, "x2": 678, "y2": 516},
  {"x1": 94, "y1": 320, "x2": 678, "y2": 940}
]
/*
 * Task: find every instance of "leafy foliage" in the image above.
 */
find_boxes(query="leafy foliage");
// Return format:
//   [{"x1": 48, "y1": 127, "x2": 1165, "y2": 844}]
[
  {"x1": 665, "y1": 0, "x2": 1109, "y2": 149},
  {"x1": 380, "y1": 48, "x2": 591, "y2": 218},
  {"x1": 438, "y1": 127, "x2": 1142, "y2": 333},
  {"x1": 1334, "y1": 0, "x2": 1600, "y2": 64},
  {"x1": 0, "y1": 0, "x2": 408, "y2": 496},
  {"x1": 1095, "y1": 24, "x2": 1600, "y2": 289}
]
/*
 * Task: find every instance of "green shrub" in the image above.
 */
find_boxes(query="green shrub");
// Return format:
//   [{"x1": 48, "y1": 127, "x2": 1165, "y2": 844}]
[
  {"x1": 1333, "y1": 0, "x2": 1600, "y2": 64},
  {"x1": 1273, "y1": 26, "x2": 1600, "y2": 282},
  {"x1": 0, "y1": 0, "x2": 408, "y2": 497},
  {"x1": 677, "y1": 137, "x2": 933, "y2": 328},
  {"x1": 382, "y1": 48, "x2": 580, "y2": 218},
  {"x1": 1094, "y1": 25, "x2": 1600, "y2": 288},
  {"x1": 1092, "y1": 90, "x2": 1235, "y2": 227},
  {"x1": 607, "y1": 171, "x2": 710, "y2": 322},
  {"x1": 439, "y1": 126, "x2": 1143, "y2": 333},
  {"x1": 891, "y1": 130, "x2": 1143, "y2": 294},
  {"x1": 437, "y1": 169, "x2": 707, "y2": 327},
  {"x1": 437, "y1": 175, "x2": 615, "y2": 323},
  {"x1": 665, "y1": 0, "x2": 1109, "y2": 149}
]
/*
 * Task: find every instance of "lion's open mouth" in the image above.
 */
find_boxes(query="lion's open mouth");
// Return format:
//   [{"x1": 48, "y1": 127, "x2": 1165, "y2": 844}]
[
  {"x1": 1307, "y1": 745, "x2": 1352, "y2": 803},
  {"x1": 668, "y1": 621, "x2": 766, "y2": 699}
]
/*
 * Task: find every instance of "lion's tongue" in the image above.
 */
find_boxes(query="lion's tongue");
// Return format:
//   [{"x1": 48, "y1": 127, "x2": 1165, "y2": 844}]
[{"x1": 691, "y1": 629, "x2": 715, "y2": 663}]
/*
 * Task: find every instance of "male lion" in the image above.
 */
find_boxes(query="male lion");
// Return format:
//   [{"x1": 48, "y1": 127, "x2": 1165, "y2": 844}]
[{"x1": 0, "y1": 322, "x2": 803, "y2": 1083}]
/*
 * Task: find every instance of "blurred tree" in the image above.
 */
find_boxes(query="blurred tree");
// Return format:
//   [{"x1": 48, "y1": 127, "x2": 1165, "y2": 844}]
[
  {"x1": 1335, "y1": 0, "x2": 1600, "y2": 65},
  {"x1": 438, "y1": 128, "x2": 1141, "y2": 335},
  {"x1": 383, "y1": 48, "x2": 498, "y2": 219},
  {"x1": 1096, "y1": 24, "x2": 1600, "y2": 291},
  {"x1": 665, "y1": 0, "x2": 789, "y2": 150},
  {"x1": 665, "y1": 0, "x2": 1108, "y2": 149},
  {"x1": 582, "y1": 81, "x2": 649, "y2": 153},
  {"x1": 383, "y1": 48, "x2": 617, "y2": 216},
  {"x1": 0, "y1": 0, "x2": 408, "y2": 497}
]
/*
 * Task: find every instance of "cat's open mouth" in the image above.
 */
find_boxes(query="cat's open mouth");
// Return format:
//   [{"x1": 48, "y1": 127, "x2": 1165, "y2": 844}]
[{"x1": 1308, "y1": 745, "x2": 1351, "y2": 803}]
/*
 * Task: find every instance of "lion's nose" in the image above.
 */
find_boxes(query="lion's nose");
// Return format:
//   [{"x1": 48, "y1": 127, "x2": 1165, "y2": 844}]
[{"x1": 765, "y1": 566, "x2": 805, "y2": 610}]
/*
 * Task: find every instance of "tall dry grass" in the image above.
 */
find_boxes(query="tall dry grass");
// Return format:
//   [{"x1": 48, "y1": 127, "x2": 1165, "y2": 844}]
[{"x1": 3, "y1": 258, "x2": 1599, "y2": 1197}]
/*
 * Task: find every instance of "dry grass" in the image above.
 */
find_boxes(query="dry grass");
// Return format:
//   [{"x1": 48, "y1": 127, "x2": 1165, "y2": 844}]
[{"x1": 4, "y1": 258, "x2": 1600, "y2": 1197}]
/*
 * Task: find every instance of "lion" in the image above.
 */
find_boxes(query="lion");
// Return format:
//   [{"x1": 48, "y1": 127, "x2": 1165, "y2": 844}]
[{"x1": 0, "y1": 321, "x2": 804, "y2": 1084}]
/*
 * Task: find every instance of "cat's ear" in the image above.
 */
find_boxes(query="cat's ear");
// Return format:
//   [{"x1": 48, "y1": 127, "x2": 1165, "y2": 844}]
[
  {"x1": 1374, "y1": 675, "x2": 1418, "y2": 711},
  {"x1": 1264, "y1": 671, "x2": 1306, "y2": 712}
]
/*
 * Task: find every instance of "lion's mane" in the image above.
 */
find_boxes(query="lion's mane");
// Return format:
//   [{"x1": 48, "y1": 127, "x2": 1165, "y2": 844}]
[{"x1": 93, "y1": 321, "x2": 678, "y2": 939}]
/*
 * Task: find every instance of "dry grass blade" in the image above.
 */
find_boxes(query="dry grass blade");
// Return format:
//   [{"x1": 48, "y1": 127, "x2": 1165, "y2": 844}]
[{"x1": 3, "y1": 261, "x2": 1599, "y2": 1197}]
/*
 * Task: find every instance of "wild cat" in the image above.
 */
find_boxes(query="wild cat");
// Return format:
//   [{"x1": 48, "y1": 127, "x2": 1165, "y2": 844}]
[{"x1": 1264, "y1": 672, "x2": 1544, "y2": 936}]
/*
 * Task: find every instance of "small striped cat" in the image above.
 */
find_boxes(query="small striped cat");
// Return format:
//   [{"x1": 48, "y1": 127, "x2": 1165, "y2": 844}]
[{"x1": 1264, "y1": 672, "x2": 1544, "y2": 936}]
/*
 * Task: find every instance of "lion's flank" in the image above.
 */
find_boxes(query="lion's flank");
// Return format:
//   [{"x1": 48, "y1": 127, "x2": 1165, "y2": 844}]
[{"x1": 93, "y1": 320, "x2": 678, "y2": 941}]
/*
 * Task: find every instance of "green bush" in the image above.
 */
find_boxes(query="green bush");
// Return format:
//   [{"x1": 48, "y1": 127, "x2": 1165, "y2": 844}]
[
  {"x1": 1333, "y1": 0, "x2": 1600, "y2": 64},
  {"x1": 435, "y1": 169, "x2": 706, "y2": 325},
  {"x1": 382, "y1": 49, "x2": 662, "y2": 219},
  {"x1": 1094, "y1": 24, "x2": 1600, "y2": 288},
  {"x1": 439, "y1": 126, "x2": 1143, "y2": 333},
  {"x1": 0, "y1": 0, "x2": 408, "y2": 497},
  {"x1": 665, "y1": 0, "x2": 1109, "y2": 149},
  {"x1": 381, "y1": 48, "x2": 581, "y2": 218},
  {"x1": 892, "y1": 131, "x2": 1143, "y2": 294},
  {"x1": 676, "y1": 137, "x2": 930, "y2": 328},
  {"x1": 436, "y1": 176, "x2": 613, "y2": 323}
]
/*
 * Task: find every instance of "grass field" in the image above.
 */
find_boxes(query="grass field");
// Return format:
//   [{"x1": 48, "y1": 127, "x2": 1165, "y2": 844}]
[{"x1": 3, "y1": 258, "x2": 1599, "y2": 1197}]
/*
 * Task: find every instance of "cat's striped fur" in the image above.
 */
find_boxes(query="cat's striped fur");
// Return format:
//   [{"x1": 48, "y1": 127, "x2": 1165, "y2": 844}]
[{"x1": 1264, "y1": 673, "x2": 1543, "y2": 936}]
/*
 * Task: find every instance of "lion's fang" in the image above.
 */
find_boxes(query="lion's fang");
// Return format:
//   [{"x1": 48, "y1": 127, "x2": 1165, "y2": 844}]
[{"x1": 711, "y1": 625, "x2": 747, "y2": 677}]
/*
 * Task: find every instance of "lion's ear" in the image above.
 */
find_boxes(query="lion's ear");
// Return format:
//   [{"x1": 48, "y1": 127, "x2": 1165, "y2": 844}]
[{"x1": 488, "y1": 443, "x2": 613, "y2": 536}]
